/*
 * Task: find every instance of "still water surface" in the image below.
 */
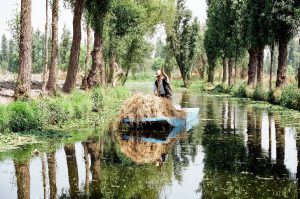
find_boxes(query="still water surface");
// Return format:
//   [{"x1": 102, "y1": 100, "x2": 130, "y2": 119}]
[{"x1": 1, "y1": 83, "x2": 300, "y2": 198}]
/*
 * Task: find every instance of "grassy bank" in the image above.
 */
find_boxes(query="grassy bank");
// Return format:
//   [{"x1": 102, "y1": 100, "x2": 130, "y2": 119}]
[
  {"x1": 0, "y1": 86, "x2": 129, "y2": 152},
  {"x1": 174, "y1": 79, "x2": 300, "y2": 112}
]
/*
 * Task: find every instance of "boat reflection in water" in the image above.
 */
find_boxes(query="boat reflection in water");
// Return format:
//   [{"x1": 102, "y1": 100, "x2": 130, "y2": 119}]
[{"x1": 118, "y1": 117, "x2": 198, "y2": 166}]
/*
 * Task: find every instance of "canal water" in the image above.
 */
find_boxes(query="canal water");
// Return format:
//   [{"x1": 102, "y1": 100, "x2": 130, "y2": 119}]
[{"x1": 1, "y1": 82, "x2": 300, "y2": 198}]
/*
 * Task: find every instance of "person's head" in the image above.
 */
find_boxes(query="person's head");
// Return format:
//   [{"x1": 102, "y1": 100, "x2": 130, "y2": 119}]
[{"x1": 156, "y1": 70, "x2": 162, "y2": 80}]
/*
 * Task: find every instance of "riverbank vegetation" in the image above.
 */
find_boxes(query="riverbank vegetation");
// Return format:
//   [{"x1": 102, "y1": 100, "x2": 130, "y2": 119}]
[{"x1": 0, "y1": 86, "x2": 128, "y2": 152}]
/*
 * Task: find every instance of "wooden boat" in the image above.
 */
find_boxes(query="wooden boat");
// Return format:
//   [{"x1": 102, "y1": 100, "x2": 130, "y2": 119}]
[{"x1": 122, "y1": 108, "x2": 199, "y2": 129}]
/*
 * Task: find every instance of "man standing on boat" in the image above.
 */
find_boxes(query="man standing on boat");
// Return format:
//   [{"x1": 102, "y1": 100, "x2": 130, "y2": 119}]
[{"x1": 154, "y1": 68, "x2": 172, "y2": 99}]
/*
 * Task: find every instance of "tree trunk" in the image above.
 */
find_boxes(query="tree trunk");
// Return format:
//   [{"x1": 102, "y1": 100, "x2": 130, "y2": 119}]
[
  {"x1": 207, "y1": 63, "x2": 215, "y2": 84},
  {"x1": 276, "y1": 39, "x2": 288, "y2": 88},
  {"x1": 269, "y1": 44, "x2": 274, "y2": 91},
  {"x1": 256, "y1": 46, "x2": 264, "y2": 86},
  {"x1": 228, "y1": 58, "x2": 233, "y2": 86},
  {"x1": 46, "y1": 0, "x2": 59, "y2": 93},
  {"x1": 62, "y1": 0, "x2": 85, "y2": 93},
  {"x1": 15, "y1": 0, "x2": 32, "y2": 99},
  {"x1": 222, "y1": 57, "x2": 227, "y2": 83},
  {"x1": 200, "y1": 54, "x2": 206, "y2": 79},
  {"x1": 122, "y1": 66, "x2": 130, "y2": 86},
  {"x1": 47, "y1": 152, "x2": 57, "y2": 199},
  {"x1": 247, "y1": 48, "x2": 258, "y2": 87},
  {"x1": 234, "y1": 58, "x2": 237, "y2": 84},
  {"x1": 42, "y1": 0, "x2": 49, "y2": 91},
  {"x1": 64, "y1": 144, "x2": 79, "y2": 199},
  {"x1": 83, "y1": 142, "x2": 90, "y2": 194},
  {"x1": 14, "y1": 161, "x2": 30, "y2": 199},
  {"x1": 86, "y1": 32, "x2": 103, "y2": 88},
  {"x1": 298, "y1": 66, "x2": 300, "y2": 89},
  {"x1": 107, "y1": 53, "x2": 116, "y2": 84},
  {"x1": 80, "y1": 25, "x2": 92, "y2": 90}
]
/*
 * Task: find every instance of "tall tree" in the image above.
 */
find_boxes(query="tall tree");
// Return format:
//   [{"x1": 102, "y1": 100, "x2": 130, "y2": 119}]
[
  {"x1": 272, "y1": 0, "x2": 300, "y2": 88},
  {"x1": 15, "y1": 0, "x2": 32, "y2": 99},
  {"x1": 85, "y1": 0, "x2": 110, "y2": 88},
  {"x1": 46, "y1": 0, "x2": 59, "y2": 93},
  {"x1": 167, "y1": 0, "x2": 200, "y2": 87},
  {"x1": 1, "y1": 34, "x2": 9, "y2": 70},
  {"x1": 63, "y1": 0, "x2": 85, "y2": 93},
  {"x1": 42, "y1": 0, "x2": 49, "y2": 91},
  {"x1": 59, "y1": 24, "x2": 72, "y2": 71}
]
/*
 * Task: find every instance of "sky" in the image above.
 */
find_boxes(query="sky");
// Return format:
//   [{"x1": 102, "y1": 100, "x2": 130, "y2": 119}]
[{"x1": 0, "y1": 0, "x2": 207, "y2": 40}]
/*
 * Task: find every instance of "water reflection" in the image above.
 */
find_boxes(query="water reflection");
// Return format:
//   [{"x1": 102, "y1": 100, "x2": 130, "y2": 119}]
[{"x1": 0, "y1": 91, "x2": 300, "y2": 198}]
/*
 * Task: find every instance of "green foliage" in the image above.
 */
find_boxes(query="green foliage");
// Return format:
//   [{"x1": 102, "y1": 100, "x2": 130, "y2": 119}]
[
  {"x1": 0, "y1": 106, "x2": 9, "y2": 133},
  {"x1": 280, "y1": 85, "x2": 300, "y2": 111},
  {"x1": 9, "y1": 101, "x2": 42, "y2": 132},
  {"x1": 91, "y1": 87, "x2": 104, "y2": 112},
  {"x1": 230, "y1": 82, "x2": 247, "y2": 98},
  {"x1": 252, "y1": 86, "x2": 268, "y2": 101},
  {"x1": 59, "y1": 25, "x2": 72, "y2": 71},
  {"x1": 166, "y1": 0, "x2": 200, "y2": 85}
]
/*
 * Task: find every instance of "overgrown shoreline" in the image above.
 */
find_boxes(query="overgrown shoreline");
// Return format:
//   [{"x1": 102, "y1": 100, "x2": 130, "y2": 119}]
[
  {"x1": 174, "y1": 80, "x2": 300, "y2": 112},
  {"x1": 0, "y1": 86, "x2": 129, "y2": 153}
]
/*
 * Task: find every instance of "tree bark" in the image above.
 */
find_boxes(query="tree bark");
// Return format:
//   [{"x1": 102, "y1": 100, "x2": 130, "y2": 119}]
[
  {"x1": 42, "y1": 0, "x2": 49, "y2": 91},
  {"x1": 256, "y1": 46, "x2": 264, "y2": 86},
  {"x1": 207, "y1": 63, "x2": 215, "y2": 84},
  {"x1": 275, "y1": 38, "x2": 288, "y2": 88},
  {"x1": 86, "y1": 32, "x2": 104, "y2": 88},
  {"x1": 222, "y1": 57, "x2": 227, "y2": 83},
  {"x1": 298, "y1": 66, "x2": 300, "y2": 89},
  {"x1": 228, "y1": 58, "x2": 233, "y2": 86},
  {"x1": 62, "y1": 0, "x2": 85, "y2": 93},
  {"x1": 107, "y1": 53, "x2": 116, "y2": 84},
  {"x1": 247, "y1": 48, "x2": 258, "y2": 87},
  {"x1": 14, "y1": 161, "x2": 30, "y2": 199},
  {"x1": 269, "y1": 44, "x2": 274, "y2": 91},
  {"x1": 80, "y1": 25, "x2": 92, "y2": 90},
  {"x1": 46, "y1": 0, "x2": 59, "y2": 93},
  {"x1": 47, "y1": 152, "x2": 57, "y2": 199},
  {"x1": 15, "y1": 0, "x2": 32, "y2": 99}
]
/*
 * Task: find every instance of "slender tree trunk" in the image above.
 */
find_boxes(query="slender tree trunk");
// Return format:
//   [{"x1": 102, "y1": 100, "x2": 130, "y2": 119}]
[
  {"x1": 14, "y1": 161, "x2": 30, "y2": 199},
  {"x1": 276, "y1": 38, "x2": 288, "y2": 88},
  {"x1": 256, "y1": 46, "x2": 264, "y2": 86},
  {"x1": 247, "y1": 48, "x2": 258, "y2": 87},
  {"x1": 269, "y1": 44, "x2": 274, "y2": 91},
  {"x1": 42, "y1": 0, "x2": 49, "y2": 91},
  {"x1": 64, "y1": 144, "x2": 79, "y2": 199},
  {"x1": 80, "y1": 25, "x2": 92, "y2": 89},
  {"x1": 15, "y1": 0, "x2": 32, "y2": 99},
  {"x1": 222, "y1": 57, "x2": 227, "y2": 83},
  {"x1": 46, "y1": 0, "x2": 59, "y2": 93},
  {"x1": 207, "y1": 63, "x2": 215, "y2": 84},
  {"x1": 228, "y1": 58, "x2": 233, "y2": 86},
  {"x1": 234, "y1": 58, "x2": 238, "y2": 84},
  {"x1": 47, "y1": 152, "x2": 57, "y2": 199},
  {"x1": 122, "y1": 67, "x2": 130, "y2": 86},
  {"x1": 200, "y1": 54, "x2": 206, "y2": 79},
  {"x1": 108, "y1": 53, "x2": 116, "y2": 84},
  {"x1": 62, "y1": 0, "x2": 85, "y2": 93},
  {"x1": 87, "y1": 32, "x2": 103, "y2": 88},
  {"x1": 298, "y1": 63, "x2": 300, "y2": 88}
]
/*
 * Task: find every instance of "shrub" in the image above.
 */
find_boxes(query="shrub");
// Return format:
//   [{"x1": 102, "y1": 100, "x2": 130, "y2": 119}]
[
  {"x1": 0, "y1": 106, "x2": 9, "y2": 133},
  {"x1": 69, "y1": 91, "x2": 92, "y2": 119},
  {"x1": 91, "y1": 87, "x2": 104, "y2": 112},
  {"x1": 253, "y1": 86, "x2": 268, "y2": 101},
  {"x1": 231, "y1": 83, "x2": 247, "y2": 98},
  {"x1": 9, "y1": 101, "x2": 42, "y2": 132},
  {"x1": 280, "y1": 85, "x2": 300, "y2": 110}
]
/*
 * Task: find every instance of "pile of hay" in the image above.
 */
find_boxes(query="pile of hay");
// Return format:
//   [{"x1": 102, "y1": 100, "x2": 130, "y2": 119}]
[{"x1": 119, "y1": 94, "x2": 186, "y2": 122}]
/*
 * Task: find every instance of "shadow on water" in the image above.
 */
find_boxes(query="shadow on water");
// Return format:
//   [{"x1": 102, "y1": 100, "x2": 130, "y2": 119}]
[{"x1": 1, "y1": 86, "x2": 300, "y2": 198}]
